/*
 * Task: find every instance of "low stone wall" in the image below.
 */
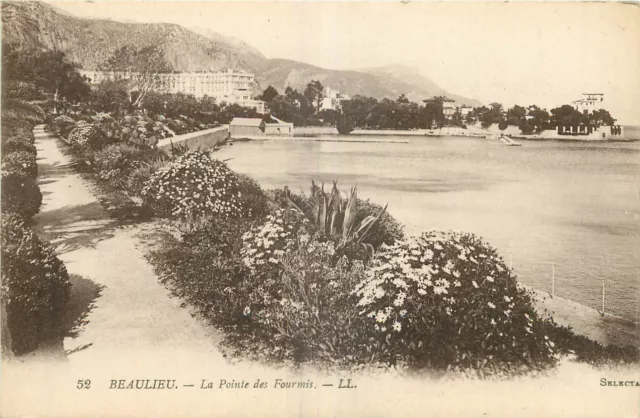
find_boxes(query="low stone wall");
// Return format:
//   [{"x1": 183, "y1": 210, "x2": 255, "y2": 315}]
[
  {"x1": 157, "y1": 126, "x2": 229, "y2": 151},
  {"x1": 294, "y1": 126, "x2": 339, "y2": 135}
]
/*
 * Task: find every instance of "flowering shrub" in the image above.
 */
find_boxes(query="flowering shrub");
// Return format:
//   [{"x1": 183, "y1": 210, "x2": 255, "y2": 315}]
[
  {"x1": 142, "y1": 151, "x2": 243, "y2": 219},
  {"x1": 240, "y1": 209, "x2": 306, "y2": 273},
  {"x1": 125, "y1": 159, "x2": 168, "y2": 197},
  {"x1": 93, "y1": 143, "x2": 150, "y2": 188},
  {"x1": 53, "y1": 115, "x2": 75, "y2": 137},
  {"x1": 67, "y1": 123, "x2": 106, "y2": 149},
  {"x1": 353, "y1": 230, "x2": 559, "y2": 375},
  {"x1": 236, "y1": 174, "x2": 270, "y2": 221},
  {"x1": 1, "y1": 172, "x2": 42, "y2": 219},
  {"x1": 1, "y1": 116, "x2": 42, "y2": 220},
  {"x1": 2, "y1": 150, "x2": 37, "y2": 178},
  {"x1": 1, "y1": 214, "x2": 71, "y2": 354},
  {"x1": 235, "y1": 213, "x2": 386, "y2": 368},
  {"x1": 147, "y1": 218, "x2": 252, "y2": 335},
  {"x1": 3, "y1": 100, "x2": 46, "y2": 125},
  {"x1": 237, "y1": 238, "x2": 368, "y2": 366},
  {"x1": 2, "y1": 130, "x2": 37, "y2": 155}
]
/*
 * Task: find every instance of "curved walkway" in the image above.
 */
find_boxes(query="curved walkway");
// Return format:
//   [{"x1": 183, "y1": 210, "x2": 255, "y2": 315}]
[{"x1": 29, "y1": 124, "x2": 226, "y2": 365}]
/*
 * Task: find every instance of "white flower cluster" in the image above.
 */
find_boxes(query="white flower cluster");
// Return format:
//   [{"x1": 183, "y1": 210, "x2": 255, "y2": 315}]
[
  {"x1": 240, "y1": 210, "x2": 294, "y2": 271},
  {"x1": 142, "y1": 151, "x2": 242, "y2": 219},
  {"x1": 54, "y1": 115, "x2": 74, "y2": 125},
  {"x1": 68, "y1": 123, "x2": 97, "y2": 146},
  {"x1": 353, "y1": 230, "x2": 509, "y2": 334}
]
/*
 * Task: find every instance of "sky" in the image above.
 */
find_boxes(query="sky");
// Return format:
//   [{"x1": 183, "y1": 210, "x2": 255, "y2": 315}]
[{"x1": 51, "y1": 1, "x2": 640, "y2": 124}]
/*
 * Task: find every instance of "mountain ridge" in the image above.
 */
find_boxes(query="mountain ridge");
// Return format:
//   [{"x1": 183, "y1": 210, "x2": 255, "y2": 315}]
[{"x1": 1, "y1": 1, "x2": 480, "y2": 105}]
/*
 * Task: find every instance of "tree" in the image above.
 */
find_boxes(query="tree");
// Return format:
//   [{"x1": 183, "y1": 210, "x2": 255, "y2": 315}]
[
  {"x1": 336, "y1": 112, "x2": 354, "y2": 134},
  {"x1": 259, "y1": 85, "x2": 279, "y2": 103},
  {"x1": 304, "y1": 80, "x2": 324, "y2": 114},
  {"x1": 423, "y1": 97, "x2": 445, "y2": 129},
  {"x1": 341, "y1": 95, "x2": 378, "y2": 129},
  {"x1": 489, "y1": 102, "x2": 503, "y2": 114},
  {"x1": 91, "y1": 79, "x2": 130, "y2": 114},
  {"x1": 396, "y1": 94, "x2": 410, "y2": 104},
  {"x1": 591, "y1": 109, "x2": 616, "y2": 126},
  {"x1": 319, "y1": 109, "x2": 339, "y2": 126},
  {"x1": 506, "y1": 105, "x2": 527, "y2": 125},
  {"x1": 2, "y1": 45, "x2": 90, "y2": 112},
  {"x1": 100, "y1": 45, "x2": 171, "y2": 108},
  {"x1": 550, "y1": 105, "x2": 584, "y2": 127}
]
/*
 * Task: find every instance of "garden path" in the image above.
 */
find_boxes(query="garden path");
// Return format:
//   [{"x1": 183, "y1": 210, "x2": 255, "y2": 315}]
[{"x1": 29, "y1": 124, "x2": 229, "y2": 371}]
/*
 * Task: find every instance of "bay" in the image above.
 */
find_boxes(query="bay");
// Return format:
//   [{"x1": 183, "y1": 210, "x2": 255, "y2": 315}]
[{"x1": 216, "y1": 135, "x2": 640, "y2": 322}]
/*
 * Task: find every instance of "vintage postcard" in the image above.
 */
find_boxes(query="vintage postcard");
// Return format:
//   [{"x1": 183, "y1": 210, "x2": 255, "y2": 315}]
[{"x1": 1, "y1": 1, "x2": 639, "y2": 417}]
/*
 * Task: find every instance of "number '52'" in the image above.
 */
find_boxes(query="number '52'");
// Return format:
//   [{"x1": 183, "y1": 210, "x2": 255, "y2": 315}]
[{"x1": 77, "y1": 379, "x2": 91, "y2": 389}]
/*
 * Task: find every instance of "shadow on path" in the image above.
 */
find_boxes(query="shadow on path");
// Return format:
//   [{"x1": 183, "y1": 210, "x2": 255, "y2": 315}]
[
  {"x1": 14, "y1": 274, "x2": 105, "y2": 360},
  {"x1": 63, "y1": 274, "x2": 105, "y2": 340},
  {"x1": 33, "y1": 202, "x2": 116, "y2": 254}
]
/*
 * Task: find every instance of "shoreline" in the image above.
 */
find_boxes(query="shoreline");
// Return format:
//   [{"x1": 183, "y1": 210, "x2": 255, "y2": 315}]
[
  {"x1": 292, "y1": 126, "x2": 639, "y2": 142},
  {"x1": 524, "y1": 284, "x2": 638, "y2": 348},
  {"x1": 231, "y1": 135, "x2": 410, "y2": 144}
]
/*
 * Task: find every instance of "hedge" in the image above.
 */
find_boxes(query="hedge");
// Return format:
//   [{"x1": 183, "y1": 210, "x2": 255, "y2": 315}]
[{"x1": 1, "y1": 214, "x2": 71, "y2": 354}]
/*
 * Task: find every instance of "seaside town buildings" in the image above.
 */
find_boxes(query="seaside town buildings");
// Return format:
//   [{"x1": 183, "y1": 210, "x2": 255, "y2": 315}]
[
  {"x1": 79, "y1": 69, "x2": 266, "y2": 114},
  {"x1": 441, "y1": 98, "x2": 457, "y2": 119},
  {"x1": 320, "y1": 86, "x2": 350, "y2": 111},
  {"x1": 439, "y1": 99, "x2": 472, "y2": 121}
]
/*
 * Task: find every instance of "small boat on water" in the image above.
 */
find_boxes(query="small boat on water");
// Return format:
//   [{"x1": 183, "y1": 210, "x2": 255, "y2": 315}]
[{"x1": 498, "y1": 134, "x2": 522, "y2": 146}]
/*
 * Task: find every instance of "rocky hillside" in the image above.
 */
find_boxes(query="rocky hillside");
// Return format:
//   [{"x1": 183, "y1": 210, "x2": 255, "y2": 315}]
[
  {"x1": 1, "y1": 1, "x2": 258, "y2": 72},
  {"x1": 1, "y1": 1, "x2": 479, "y2": 105}
]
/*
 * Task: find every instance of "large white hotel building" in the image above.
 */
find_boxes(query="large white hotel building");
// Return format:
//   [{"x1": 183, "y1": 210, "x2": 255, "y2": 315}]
[{"x1": 79, "y1": 69, "x2": 266, "y2": 114}]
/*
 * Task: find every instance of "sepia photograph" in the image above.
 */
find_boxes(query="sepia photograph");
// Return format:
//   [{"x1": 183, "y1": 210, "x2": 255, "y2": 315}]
[{"x1": 1, "y1": 1, "x2": 639, "y2": 417}]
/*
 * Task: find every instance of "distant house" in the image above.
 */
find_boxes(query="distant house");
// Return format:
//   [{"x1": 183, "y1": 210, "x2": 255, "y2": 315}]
[
  {"x1": 442, "y1": 99, "x2": 457, "y2": 119},
  {"x1": 572, "y1": 93, "x2": 604, "y2": 114},
  {"x1": 320, "y1": 87, "x2": 350, "y2": 111},
  {"x1": 229, "y1": 118, "x2": 265, "y2": 137}
]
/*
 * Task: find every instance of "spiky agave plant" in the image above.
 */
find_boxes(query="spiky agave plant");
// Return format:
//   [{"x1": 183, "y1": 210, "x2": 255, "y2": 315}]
[
  {"x1": 283, "y1": 180, "x2": 388, "y2": 260},
  {"x1": 338, "y1": 185, "x2": 388, "y2": 259}
]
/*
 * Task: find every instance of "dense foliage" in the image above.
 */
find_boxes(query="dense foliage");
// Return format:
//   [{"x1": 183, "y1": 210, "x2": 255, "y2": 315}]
[
  {"x1": 149, "y1": 173, "x2": 639, "y2": 376},
  {"x1": 1, "y1": 215, "x2": 71, "y2": 354},
  {"x1": 354, "y1": 231, "x2": 559, "y2": 375},
  {"x1": 1, "y1": 101, "x2": 45, "y2": 219},
  {"x1": 1, "y1": 86, "x2": 71, "y2": 356},
  {"x1": 142, "y1": 151, "x2": 243, "y2": 219}
]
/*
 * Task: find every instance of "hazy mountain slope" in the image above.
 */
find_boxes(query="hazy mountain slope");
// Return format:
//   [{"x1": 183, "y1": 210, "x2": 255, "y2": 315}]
[
  {"x1": 2, "y1": 1, "x2": 479, "y2": 105},
  {"x1": 364, "y1": 65, "x2": 480, "y2": 105},
  {"x1": 1, "y1": 1, "x2": 260, "y2": 71},
  {"x1": 255, "y1": 59, "x2": 480, "y2": 104}
]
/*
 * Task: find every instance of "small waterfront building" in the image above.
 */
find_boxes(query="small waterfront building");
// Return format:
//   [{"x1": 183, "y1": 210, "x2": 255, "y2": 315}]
[
  {"x1": 229, "y1": 116, "x2": 294, "y2": 137},
  {"x1": 264, "y1": 116, "x2": 293, "y2": 136},
  {"x1": 229, "y1": 118, "x2": 265, "y2": 137}
]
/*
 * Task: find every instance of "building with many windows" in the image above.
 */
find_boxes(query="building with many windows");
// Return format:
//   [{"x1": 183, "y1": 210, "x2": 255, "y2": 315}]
[
  {"x1": 572, "y1": 93, "x2": 604, "y2": 114},
  {"x1": 441, "y1": 98, "x2": 457, "y2": 118},
  {"x1": 79, "y1": 69, "x2": 265, "y2": 114}
]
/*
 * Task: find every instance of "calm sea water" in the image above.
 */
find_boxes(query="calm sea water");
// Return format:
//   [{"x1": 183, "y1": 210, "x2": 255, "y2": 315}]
[{"x1": 216, "y1": 136, "x2": 640, "y2": 322}]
